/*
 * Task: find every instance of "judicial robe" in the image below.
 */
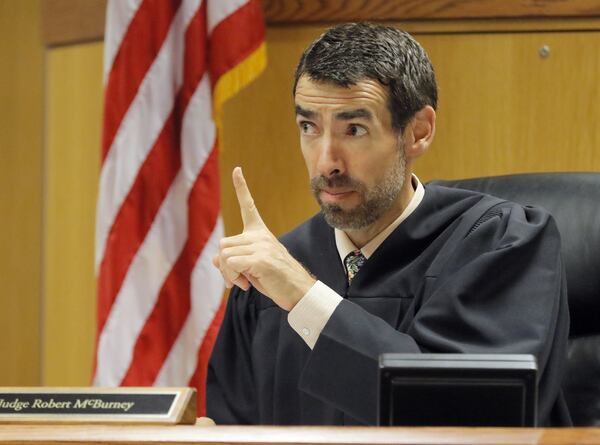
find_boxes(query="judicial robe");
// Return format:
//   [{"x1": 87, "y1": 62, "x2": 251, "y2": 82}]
[{"x1": 207, "y1": 184, "x2": 571, "y2": 426}]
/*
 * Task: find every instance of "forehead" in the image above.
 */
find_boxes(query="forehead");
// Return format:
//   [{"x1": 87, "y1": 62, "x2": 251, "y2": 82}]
[{"x1": 294, "y1": 76, "x2": 390, "y2": 116}]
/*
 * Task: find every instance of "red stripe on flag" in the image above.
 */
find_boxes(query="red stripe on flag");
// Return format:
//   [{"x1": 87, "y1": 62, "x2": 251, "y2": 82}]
[
  {"x1": 97, "y1": 105, "x2": 182, "y2": 337},
  {"x1": 190, "y1": 297, "x2": 226, "y2": 417},
  {"x1": 102, "y1": 0, "x2": 182, "y2": 163},
  {"x1": 208, "y1": 0, "x2": 265, "y2": 88},
  {"x1": 121, "y1": 147, "x2": 221, "y2": 385},
  {"x1": 97, "y1": 4, "x2": 208, "y2": 340}
]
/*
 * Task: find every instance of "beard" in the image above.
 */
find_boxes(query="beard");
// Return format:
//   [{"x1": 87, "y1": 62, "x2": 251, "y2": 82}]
[{"x1": 310, "y1": 148, "x2": 407, "y2": 231}]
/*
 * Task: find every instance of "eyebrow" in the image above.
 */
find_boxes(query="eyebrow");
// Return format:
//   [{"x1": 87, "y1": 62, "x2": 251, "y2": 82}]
[
  {"x1": 335, "y1": 108, "x2": 373, "y2": 121},
  {"x1": 295, "y1": 105, "x2": 315, "y2": 119},
  {"x1": 295, "y1": 105, "x2": 373, "y2": 121}
]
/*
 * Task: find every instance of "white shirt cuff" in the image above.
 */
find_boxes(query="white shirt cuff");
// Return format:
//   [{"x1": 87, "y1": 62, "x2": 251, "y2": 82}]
[{"x1": 287, "y1": 280, "x2": 343, "y2": 349}]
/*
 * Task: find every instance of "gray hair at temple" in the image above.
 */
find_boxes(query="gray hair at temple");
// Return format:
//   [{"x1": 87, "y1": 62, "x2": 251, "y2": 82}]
[{"x1": 293, "y1": 22, "x2": 438, "y2": 132}]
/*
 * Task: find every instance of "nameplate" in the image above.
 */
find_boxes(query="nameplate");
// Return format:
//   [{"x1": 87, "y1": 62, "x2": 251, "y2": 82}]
[{"x1": 0, "y1": 387, "x2": 196, "y2": 424}]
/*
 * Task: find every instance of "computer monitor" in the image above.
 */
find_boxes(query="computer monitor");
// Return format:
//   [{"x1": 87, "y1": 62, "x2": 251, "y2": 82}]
[{"x1": 378, "y1": 354, "x2": 537, "y2": 427}]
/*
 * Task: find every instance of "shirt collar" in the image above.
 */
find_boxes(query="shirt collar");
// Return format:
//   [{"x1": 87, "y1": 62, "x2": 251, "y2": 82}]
[{"x1": 335, "y1": 174, "x2": 425, "y2": 262}]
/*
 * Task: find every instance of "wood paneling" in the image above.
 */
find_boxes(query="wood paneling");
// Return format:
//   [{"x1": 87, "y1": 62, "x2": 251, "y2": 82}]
[
  {"x1": 416, "y1": 31, "x2": 600, "y2": 180},
  {"x1": 263, "y1": 0, "x2": 600, "y2": 23},
  {"x1": 0, "y1": 0, "x2": 44, "y2": 386},
  {"x1": 41, "y1": 0, "x2": 600, "y2": 47},
  {"x1": 41, "y1": 0, "x2": 106, "y2": 46},
  {"x1": 43, "y1": 42, "x2": 103, "y2": 385}
]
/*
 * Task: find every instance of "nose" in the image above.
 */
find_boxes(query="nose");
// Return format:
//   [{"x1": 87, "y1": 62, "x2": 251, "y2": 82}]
[{"x1": 315, "y1": 134, "x2": 345, "y2": 178}]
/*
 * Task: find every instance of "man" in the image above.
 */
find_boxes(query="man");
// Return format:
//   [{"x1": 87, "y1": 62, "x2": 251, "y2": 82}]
[{"x1": 208, "y1": 23, "x2": 570, "y2": 426}]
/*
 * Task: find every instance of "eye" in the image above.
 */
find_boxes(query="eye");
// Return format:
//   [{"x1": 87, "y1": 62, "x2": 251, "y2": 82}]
[
  {"x1": 299, "y1": 121, "x2": 318, "y2": 135},
  {"x1": 347, "y1": 124, "x2": 367, "y2": 137}
]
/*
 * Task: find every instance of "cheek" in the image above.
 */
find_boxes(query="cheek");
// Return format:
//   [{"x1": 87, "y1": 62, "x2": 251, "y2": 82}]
[
  {"x1": 349, "y1": 150, "x2": 398, "y2": 186},
  {"x1": 350, "y1": 160, "x2": 382, "y2": 186}
]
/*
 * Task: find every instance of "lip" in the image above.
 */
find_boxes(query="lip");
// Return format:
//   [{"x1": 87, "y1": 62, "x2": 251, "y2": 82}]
[{"x1": 319, "y1": 189, "x2": 355, "y2": 203}]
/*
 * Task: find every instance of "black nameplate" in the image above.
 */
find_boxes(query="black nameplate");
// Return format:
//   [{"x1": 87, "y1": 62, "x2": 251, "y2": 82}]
[
  {"x1": 0, "y1": 393, "x2": 174, "y2": 415},
  {"x1": 0, "y1": 387, "x2": 196, "y2": 424}
]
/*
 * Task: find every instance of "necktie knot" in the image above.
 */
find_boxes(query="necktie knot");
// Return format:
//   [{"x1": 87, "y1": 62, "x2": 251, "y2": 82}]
[{"x1": 344, "y1": 249, "x2": 366, "y2": 283}]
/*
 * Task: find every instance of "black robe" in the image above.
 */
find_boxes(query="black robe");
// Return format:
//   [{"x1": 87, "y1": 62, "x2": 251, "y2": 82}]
[{"x1": 207, "y1": 184, "x2": 570, "y2": 426}]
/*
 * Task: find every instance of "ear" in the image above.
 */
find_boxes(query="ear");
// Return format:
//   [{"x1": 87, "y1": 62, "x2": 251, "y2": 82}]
[{"x1": 403, "y1": 106, "x2": 436, "y2": 160}]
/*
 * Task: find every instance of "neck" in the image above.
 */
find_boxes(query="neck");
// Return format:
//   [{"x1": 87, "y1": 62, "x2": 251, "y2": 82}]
[{"x1": 345, "y1": 173, "x2": 415, "y2": 249}]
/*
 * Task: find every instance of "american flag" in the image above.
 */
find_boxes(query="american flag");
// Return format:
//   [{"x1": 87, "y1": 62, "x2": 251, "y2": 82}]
[{"x1": 93, "y1": 0, "x2": 265, "y2": 415}]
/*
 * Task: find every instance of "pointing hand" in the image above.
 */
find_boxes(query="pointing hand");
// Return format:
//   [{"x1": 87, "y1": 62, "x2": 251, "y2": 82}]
[{"x1": 213, "y1": 167, "x2": 316, "y2": 311}]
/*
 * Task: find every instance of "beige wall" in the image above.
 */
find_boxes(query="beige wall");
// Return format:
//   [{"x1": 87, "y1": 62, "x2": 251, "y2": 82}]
[
  {"x1": 0, "y1": 0, "x2": 44, "y2": 386},
  {"x1": 43, "y1": 43, "x2": 103, "y2": 385},
  {"x1": 2, "y1": 4, "x2": 600, "y2": 385}
]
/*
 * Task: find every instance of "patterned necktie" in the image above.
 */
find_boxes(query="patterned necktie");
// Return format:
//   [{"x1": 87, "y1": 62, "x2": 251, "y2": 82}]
[{"x1": 344, "y1": 249, "x2": 366, "y2": 283}]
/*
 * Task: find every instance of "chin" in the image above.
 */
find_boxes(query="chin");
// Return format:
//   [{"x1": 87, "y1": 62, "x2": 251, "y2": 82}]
[{"x1": 321, "y1": 206, "x2": 367, "y2": 231}]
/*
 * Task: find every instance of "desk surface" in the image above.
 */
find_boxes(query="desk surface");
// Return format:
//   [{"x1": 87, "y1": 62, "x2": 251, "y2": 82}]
[{"x1": 0, "y1": 425, "x2": 599, "y2": 445}]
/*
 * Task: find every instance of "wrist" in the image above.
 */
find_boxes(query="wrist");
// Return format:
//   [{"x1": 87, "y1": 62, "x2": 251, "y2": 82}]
[{"x1": 285, "y1": 272, "x2": 316, "y2": 311}]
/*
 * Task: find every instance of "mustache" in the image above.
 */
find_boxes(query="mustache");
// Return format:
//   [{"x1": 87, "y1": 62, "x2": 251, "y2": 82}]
[{"x1": 310, "y1": 174, "x2": 364, "y2": 192}]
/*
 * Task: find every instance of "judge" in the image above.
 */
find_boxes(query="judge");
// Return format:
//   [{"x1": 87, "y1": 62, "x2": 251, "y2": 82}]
[{"x1": 208, "y1": 22, "x2": 570, "y2": 426}]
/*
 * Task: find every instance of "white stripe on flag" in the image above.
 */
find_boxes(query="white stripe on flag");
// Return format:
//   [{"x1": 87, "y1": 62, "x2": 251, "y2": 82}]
[
  {"x1": 94, "y1": 169, "x2": 188, "y2": 386},
  {"x1": 155, "y1": 217, "x2": 224, "y2": 385},
  {"x1": 95, "y1": 0, "x2": 201, "y2": 272},
  {"x1": 103, "y1": 0, "x2": 143, "y2": 83},
  {"x1": 94, "y1": 76, "x2": 216, "y2": 386},
  {"x1": 181, "y1": 72, "x2": 215, "y2": 187}
]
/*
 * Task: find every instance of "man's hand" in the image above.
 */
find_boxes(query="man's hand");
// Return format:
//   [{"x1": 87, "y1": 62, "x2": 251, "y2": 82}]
[
  {"x1": 195, "y1": 417, "x2": 216, "y2": 426},
  {"x1": 213, "y1": 167, "x2": 316, "y2": 311}
]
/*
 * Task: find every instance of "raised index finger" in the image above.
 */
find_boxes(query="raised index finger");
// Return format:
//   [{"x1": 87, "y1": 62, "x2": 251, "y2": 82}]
[{"x1": 232, "y1": 167, "x2": 264, "y2": 230}]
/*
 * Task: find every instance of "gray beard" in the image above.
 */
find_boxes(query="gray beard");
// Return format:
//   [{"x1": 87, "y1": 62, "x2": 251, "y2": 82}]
[{"x1": 311, "y1": 150, "x2": 406, "y2": 231}]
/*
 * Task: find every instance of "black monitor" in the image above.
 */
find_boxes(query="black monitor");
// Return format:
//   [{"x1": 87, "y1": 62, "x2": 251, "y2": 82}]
[{"x1": 378, "y1": 354, "x2": 537, "y2": 427}]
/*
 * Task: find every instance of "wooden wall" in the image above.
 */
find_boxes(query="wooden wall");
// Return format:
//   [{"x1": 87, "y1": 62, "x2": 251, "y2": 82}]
[
  {"x1": 0, "y1": 0, "x2": 44, "y2": 386},
  {"x1": 2, "y1": 0, "x2": 600, "y2": 386},
  {"x1": 43, "y1": 43, "x2": 103, "y2": 385},
  {"x1": 40, "y1": 0, "x2": 600, "y2": 46}
]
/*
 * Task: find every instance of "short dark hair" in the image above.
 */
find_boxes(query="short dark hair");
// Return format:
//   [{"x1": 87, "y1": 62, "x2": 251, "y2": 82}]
[{"x1": 293, "y1": 22, "x2": 438, "y2": 132}]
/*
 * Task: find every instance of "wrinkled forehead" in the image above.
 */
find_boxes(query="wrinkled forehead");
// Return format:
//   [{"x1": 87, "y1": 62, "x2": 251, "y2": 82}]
[{"x1": 294, "y1": 76, "x2": 391, "y2": 119}]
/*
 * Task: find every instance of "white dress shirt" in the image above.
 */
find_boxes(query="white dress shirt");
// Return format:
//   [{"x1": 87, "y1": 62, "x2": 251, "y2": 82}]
[{"x1": 288, "y1": 175, "x2": 425, "y2": 349}]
